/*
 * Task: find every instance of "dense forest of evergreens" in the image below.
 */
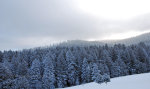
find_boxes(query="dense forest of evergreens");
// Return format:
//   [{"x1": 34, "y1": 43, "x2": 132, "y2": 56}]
[{"x1": 0, "y1": 42, "x2": 150, "y2": 89}]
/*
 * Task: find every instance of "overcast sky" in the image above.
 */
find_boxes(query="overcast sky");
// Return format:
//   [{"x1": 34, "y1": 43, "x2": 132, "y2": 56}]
[{"x1": 0, "y1": 0, "x2": 150, "y2": 50}]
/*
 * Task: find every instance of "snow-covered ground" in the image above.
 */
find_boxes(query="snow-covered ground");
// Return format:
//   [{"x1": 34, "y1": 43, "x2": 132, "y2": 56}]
[{"x1": 59, "y1": 73, "x2": 150, "y2": 89}]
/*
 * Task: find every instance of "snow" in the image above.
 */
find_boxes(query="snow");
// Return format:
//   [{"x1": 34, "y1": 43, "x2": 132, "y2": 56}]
[{"x1": 58, "y1": 73, "x2": 150, "y2": 89}]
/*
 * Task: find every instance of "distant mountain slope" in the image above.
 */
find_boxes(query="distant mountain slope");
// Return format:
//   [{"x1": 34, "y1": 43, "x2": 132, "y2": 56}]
[
  {"x1": 104, "y1": 32, "x2": 150, "y2": 45},
  {"x1": 57, "y1": 40, "x2": 105, "y2": 47},
  {"x1": 58, "y1": 32, "x2": 150, "y2": 46}
]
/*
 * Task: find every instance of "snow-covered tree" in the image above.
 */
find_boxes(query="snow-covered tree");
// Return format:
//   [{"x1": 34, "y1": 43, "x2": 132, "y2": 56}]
[
  {"x1": 66, "y1": 50, "x2": 77, "y2": 86},
  {"x1": 0, "y1": 63, "x2": 12, "y2": 83},
  {"x1": 56, "y1": 50, "x2": 67, "y2": 87},
  {"x1": 0, "y1": 62, "x2": 13, "y2": 88},
  {"x1": 103, "y1": 73, "x2": 110, "y2": 83},
  {"x1": 67, "y1": 61, "x2": 77, "y2": 85},
  {"x1": 29, "y1": 59, "x2": 42, "y2": 89},
  {"x1": 115, "y1": 54, "x2": 128, "y2": 76},
  {"x1": 14, "y1": 76, "x2": 29, "y2": 89},
  {"x1": 17, "y1": 59, "x2": 28, "y2": 76},
  {"x1": 136, "y1": 46, "x2": 150, "y2": 71},
  {"x1": 42, "y1": 53, "x2": 55, "y2": 89},
  {"x1": 91, "y1": 63, "x2": 103, "y2": 84},
  {"x1": 66, "y1": 49, "x2": 76, "y2": 63},
  {"x1": 0, "y1": 51, "x2": 3, "y2": 62},
  {"x1": 81, "y1": 58, "x2": 91, "y2": 83},
  {"x1": 56, "y1": 76, "x2": 64, "y2": 88},
  {"x1": 1, "y1": 41, "x2": 150, "y2": 88}
]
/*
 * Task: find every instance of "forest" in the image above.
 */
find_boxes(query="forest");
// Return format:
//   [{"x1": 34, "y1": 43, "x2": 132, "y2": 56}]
[{"x1": 0, "y1": 42, "x2": 150, "y2": 89}]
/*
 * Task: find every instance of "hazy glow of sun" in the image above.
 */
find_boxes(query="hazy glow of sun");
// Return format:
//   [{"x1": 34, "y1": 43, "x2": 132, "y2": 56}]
[
  {"x1": 86, "y1": 30, "x2": 150, "y2": 41},
  {"x1": 75, "y1": 0, "x2": 150, "y2": 41},
  {"x1": 102, "y1": 30, "x2": 150, "y2": 40},
  {"x1": 75, "y1": 0, "x2": 150, "y2": 20}
]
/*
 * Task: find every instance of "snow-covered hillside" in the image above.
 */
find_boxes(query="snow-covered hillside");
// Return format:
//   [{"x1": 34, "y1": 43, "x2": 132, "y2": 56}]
[
  {"x1": 103, "y1": 32, "x2": 150, "y2": 45},
  {"x1": 59, "y1": 32, "x2": 150, "y2": 47},
  {"x1": 59, "y1": 73, "x2": 150, "y2": 89}
]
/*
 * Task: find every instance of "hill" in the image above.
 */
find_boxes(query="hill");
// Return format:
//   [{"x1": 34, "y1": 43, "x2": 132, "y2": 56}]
[
  {"x1": 59, "y1": 73, "x2": 150, "y2": 89},
  {"x1": 58, "y1": 32, "x2": 150, "y2": 47},
  {"x1": 103, "y1": 32, "x2": 150, "y2": 45}
]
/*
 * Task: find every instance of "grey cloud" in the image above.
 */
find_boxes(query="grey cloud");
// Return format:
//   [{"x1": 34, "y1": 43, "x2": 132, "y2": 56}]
[
  {"x1": 0, "y1": 0, "x2": 150, "y2": 50},
  {"x1": 0, "y1": 0, "x2": 101, "y2": 38},
  {"x1": 128, "y1": 14, "x2": 150, "y2": 30}
]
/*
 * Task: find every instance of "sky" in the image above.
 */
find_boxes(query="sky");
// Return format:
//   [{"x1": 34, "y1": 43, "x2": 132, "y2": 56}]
[{"x1": 0, "y1": 0, "x2": 150, "y2": 50}]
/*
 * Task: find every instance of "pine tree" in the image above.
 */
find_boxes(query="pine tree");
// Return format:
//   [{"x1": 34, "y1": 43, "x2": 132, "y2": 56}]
[
  {"x1": 103, "y1": 73, "x2": 110, "y2": 83},
  {"x1": 137, "y1": 46, "x2": 150, "y2": 71},
  {"x1": 29, "y1": 59, "x2": 42, "y2": 89},
  {"x1": 101, "y1": 50, "x2": 112, "y2": 74},
  {"x1": 0, "y1": 63, "x2": 12, "y2": 82},
  {"x1": 17, "y1": 59, "x2": 28, "y2": 76},
  {"x1": 66, "y1": 49, "x2": 76, "y2": 63},
  {"x1": 56, "y1": 50, "x2": 67, "y2": 87},
  {"x1": 115, "y1": 54, "x2": 128, "y2": 76},
  {"x1": 129, "y1": 49, "x2": 137, "y2": 74},
  {"x1": 0, "y1": 51, "x2": 3, "y2": 62},
  {"x1": 0, "y1": 62, "x2": 13, "y2": 88},
  {"x1": 91, "y1": 63, "x2": 103, "y2": 84},
  {"x1": 66, "y1": 49, "x2": 77, "y2": 86},
  {"x1": 56, "y1": 76, "x2": 64, "y2": 88},
  {"x1": 42, "y1": 53, "x2": 55, "y2": 89},
  {"x1": 81, "y1": 58, "x2": 91, "y2": 83},
  {"x1": 67, "y1": 61, "x2": 77, "y2": 85},
  {"x1": 14, "y1": 76, "x2": 29, "y2": 89}
]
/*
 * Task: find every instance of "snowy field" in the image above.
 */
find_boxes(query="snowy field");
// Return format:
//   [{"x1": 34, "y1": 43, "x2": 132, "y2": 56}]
[{"x1": 59, "y1": 73, "x2": 150, "y2": 89}]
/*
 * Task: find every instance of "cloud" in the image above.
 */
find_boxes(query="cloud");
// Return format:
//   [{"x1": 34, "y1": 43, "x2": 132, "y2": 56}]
[
  {"x1": 128, "y1": 14, "x2": 150, "y2": 30},
  {"x1": 0, "y1": 0, "x2": 150, "y2": 50}
]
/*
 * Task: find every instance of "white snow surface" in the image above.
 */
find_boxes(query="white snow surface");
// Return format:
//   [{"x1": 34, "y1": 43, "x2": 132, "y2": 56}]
[{"x1": 59, "y1": 73, "x2": 150, "y2": 89}]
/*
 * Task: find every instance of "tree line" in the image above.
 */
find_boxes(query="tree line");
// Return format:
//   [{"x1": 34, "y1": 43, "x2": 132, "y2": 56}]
[{"x1": 0, "y1": 42, "x2": 150, "y2": 89}]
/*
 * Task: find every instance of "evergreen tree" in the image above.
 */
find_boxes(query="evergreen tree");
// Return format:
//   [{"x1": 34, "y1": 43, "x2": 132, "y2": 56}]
[
  {"x1": 56, "y1": 50, "x2": 67, "y2": 87},
  {"x1": 81, "y1": 58, "x2": 91, "y2": 83},
  {"x1": 66, "y1": 49, "x2": 77, "y2": 86},
  {"x1": 91, "y1": 63, "x2": 103, "y2": 84},
  {"x1": 103, "y1": 73, "x2": 110, "y2": 83},
  {"x1": 42, "y1": 53, "x2": 55, "y2": 89},
  {"x1": 0, "y1": 63, "x2": 12, "y2": 83},
  {"x1": 67, "y1": 61, "x2": 77, "y2": 85},
  {"x1": 29, "y1": 59, "x2": 42, "y2": 89},
  {"x1": 0, "y1": 62, "x2": 13, "y2": 88},
  {"x1": 17, "y1": 59, "x2": 28, "y2": 76},
  {"x1": 1, "y1": 42, "x2": 150, "y2": 88},
  {"x1": 136, "y1": 46, "x2": 150, "y2": 71},
  {"x1": 14, "y1": 76, "x2": 29, "y2": 89},
  {"x1": 0, "y1": 51, "x2": 3, "y2": 62},
  {"x1": 115, "y1": 54, "x2": 128, "y2": 76},
  {"x1": 56, "y1": 76, "x2": 64, "y2": 88}
]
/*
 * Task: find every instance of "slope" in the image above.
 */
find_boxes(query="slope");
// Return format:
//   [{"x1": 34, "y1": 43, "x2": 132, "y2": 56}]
[
  {"x1": 103, "y1": 32, "x2": 150, "y2": 45},
  {"x1": 59, "y1": 73, "x2": 150, "y2": 89}
]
